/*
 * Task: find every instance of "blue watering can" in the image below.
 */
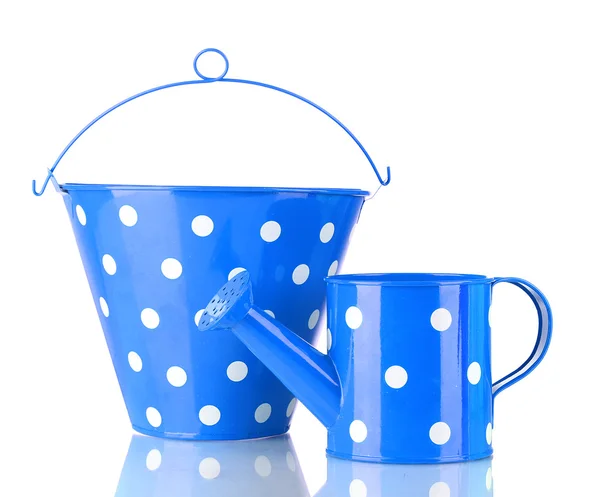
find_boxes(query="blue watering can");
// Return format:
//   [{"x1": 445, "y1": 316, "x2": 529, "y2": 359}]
[{"x1": 200, "y1": 270, "x2": 553, "y2": 463}]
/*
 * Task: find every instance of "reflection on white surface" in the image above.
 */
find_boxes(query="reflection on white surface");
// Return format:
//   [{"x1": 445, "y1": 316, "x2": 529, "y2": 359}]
[
  {"x1": 115, "y1": 434, "x2": 309, "y2": 497},
  {"x1": 315, "y1": 456, "x2": 493, "y2": 497}
]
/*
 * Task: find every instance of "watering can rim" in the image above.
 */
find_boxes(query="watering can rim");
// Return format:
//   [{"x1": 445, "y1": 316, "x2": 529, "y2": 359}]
[
  {"x1": 325, "y1": 273, "x2": 496, "y2": 287},
  {"x1": 59, "y1": 182, "x2": 370, "y2": 197}
]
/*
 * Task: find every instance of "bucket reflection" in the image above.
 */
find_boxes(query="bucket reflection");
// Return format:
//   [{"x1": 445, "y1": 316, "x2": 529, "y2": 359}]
[{"x1": 115, "y1": 433, "x2": 309, "y2": 497}]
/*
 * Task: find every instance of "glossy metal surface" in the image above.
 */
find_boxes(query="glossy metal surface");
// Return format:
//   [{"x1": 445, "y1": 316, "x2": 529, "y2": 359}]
[
  {"x1": 315, "y1": 455, "x2": 493, "y2": 496},
  {"x1": 62, "y1": 185, "x2": 365, "y2": 440},
  {"x1": 115, "y1": 434, "x2": 309, "y2": 497},
  {"x1": 205, "y1": 272, "x2": 552, "y2": 463}
]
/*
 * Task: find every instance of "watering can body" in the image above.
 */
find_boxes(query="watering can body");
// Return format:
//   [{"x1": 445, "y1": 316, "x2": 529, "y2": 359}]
[{"x1": 202, "y1": 272, "x2": 552, "y2": 463}]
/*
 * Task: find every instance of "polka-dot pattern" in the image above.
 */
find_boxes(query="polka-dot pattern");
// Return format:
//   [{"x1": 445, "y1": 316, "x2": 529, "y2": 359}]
[
  {"x1": 264, "y1": 310, "x2": 275, "y2": 318},
  {"x1": 145, "y1": 449, "x2": 162, "y2": 471},
  {"x1": 345, "y1": 306, "x2": 363, "y2": 329},
  {"x1": 128, "y1": 351, "x2": 143, "y2": 372},
  {"x1": 308, "y1": 309, "x2": 320, "y2": 330},
  {"x1": 349, "y1": 479, "x2": 367, "y2": 497},
  {"x1": 429, "y1": 481, "x2": 451, "y2": 497},
  {"x1": 349, "y1": 420, "x2": 368, "y2": 443},
  {"x1": 199, "y1": 457, "x2": 220, "y2": 479},
  {"x1": 385, "y1": 365, "x2": 408, "y2": 389},
  {"x1": 327, "y1": 328, "x2": 332, "y2": 351},
  {"x1": 260, "y1": 221, "x2": 281, "y2": 242},
  {"x1": 320, "y1": 222, "x2": 335, "y2": 243},
  {"x1": 292, "y1": 264, "x2": 310, "y2": 285},
  {"x1": 191, "y1": 215, "x2": 214, "y2": 237},
  {"x1": 199, "y1": 405, "x2": 221, "y2": 426},
  {"x1": 255, "y1": 403, "x2": 272, "y2": 423},
  {"x1": 328, "y1": 260, "x2": 338, "y2": 276},
  {"x1": 161, "y1": 258, "x2": 182, "y2": 279},
  {"x1": 254, "y1": 455, "x2": 272, "y2": 477},
  {"x1": 102, "y1": 254, "x2": 117, "y2": 275},
  {"x1": 429, "y1": 422, "x2": 451, "y2": 445},
  {"x1": 75, "y1": 205, "x2": 86, "y2": 226},
  {"x1": 99, "y1": 297, "x2": 109, "y2": 317},
  {"x1": 286, "y1": 398, "x2": 297, "y2": 417},
  {"x1": 141, "y1": 308, "x2": 160, "y2": 329},
  {"x1": 146, "y1": 407, "x2": 162, "y2": 428},
  {"x1": 486, "y1": 423, "x2": 493, "y2": 445},
  {"x1": 486, "y1": 467, "x2": 493, "y2": 490},
  {"x1": 166, "y1": 366, "x2": 187, "y2": 387},
  {"x1": 467, "y1": 362, "x2": 482, "y2": 385},
  {"x1": 228, "y1": 267, "x2": 246, "y2": 281},
  {"x1": 227, "y1": 361, "x2": 248, "y2": 382},
  {"x1": 119, "y1": 205, "x2": 138, "y2": 227},
  {"x1": 430, "y1": 308, "x2": 452, "y2": 331}
]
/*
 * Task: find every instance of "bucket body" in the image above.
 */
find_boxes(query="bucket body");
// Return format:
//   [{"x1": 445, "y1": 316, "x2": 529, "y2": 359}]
[
  {"x1": 62, "y1": 184, "x2": 366, "y2": 440},
  {"x1": 116, "y1": 433, "x2": 309, "y2": 497}
]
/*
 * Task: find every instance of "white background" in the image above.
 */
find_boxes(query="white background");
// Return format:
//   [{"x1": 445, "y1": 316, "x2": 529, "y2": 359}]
[{"x1": 1, "y1": 1, "x2": 599, "y2": 495}]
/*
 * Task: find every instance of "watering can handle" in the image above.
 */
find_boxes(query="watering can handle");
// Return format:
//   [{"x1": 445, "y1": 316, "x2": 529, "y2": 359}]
[
  {"x1": 32, "y1": 48, "x2": 391, "y2": 196},
  {"x1": 491, "y1": 277, "x2": 553, "y2": 399}
]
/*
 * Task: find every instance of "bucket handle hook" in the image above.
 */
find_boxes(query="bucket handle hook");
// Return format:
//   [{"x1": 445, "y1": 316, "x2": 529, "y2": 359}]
[{"x1": 32, "y1": 48, "x2": 390, "y2": 196}]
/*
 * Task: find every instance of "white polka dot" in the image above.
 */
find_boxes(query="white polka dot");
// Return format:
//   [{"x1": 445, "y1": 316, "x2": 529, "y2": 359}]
[
  {"x1": 75, "y1": 205, "x2": 86, "y2": 225},
  {"x1": 286, "y1": 398, "x2": 297, "y2": 417},
  {"x1": 320, "y1": 222, "x2": 335, "y2": 243},
  {"x1": 128, "y1": 351, "x2": 143, "y2": 372},
  {"x1": 349, "y1": 420, "x2": 368, "y2": 443},
  {"x1": 102, "y1": 254, "x2": 116, "y2": 275},
  {"x1": 161, "y1": 258, "x2": 182, "y2": 279},
  {"x1": 227, "y1": 361, "x2": 248, "y2": 382},
  {"x1": 430, "y1": 308, "x2": 452, "y2": 331},
  {"x1": 166, "y1": 366, "x2": 187, "y2": 387},
  {"x1": 99, "y1": 297, "x2": 109, "y2": 317},
  {"x1": 119, "y1": 205, "x2": 138, "y2": 227},
  {"x1": 328, "y1": 260, "x2": 338, "y2": 276},
  {"x1": 260, "y1": 221, "x2": 281, "y2": 242},
  {"x1": 349, "y1": 479, "x2": 367, "y2": 497},
  {"x1": 145, "y1": 449, "x2": 161, "y2": 471},
  {"x1": 192, "y1": 215, "x2": 214, "y2": 237},
  {"x1": 199, "y1": 405, "x2": 221, "y2": 426},
  {"x1": 488, "y1": 305, "x2": 494, "y2": 328},
  {"x1": 255, "y1": 403, "x2": 272, "y2": 423},
  {"x1": 327, "y1": 328, "x2": 332, "y2": 351},
  {"x1": 146, "y1": 407, "x2": 162, "y2": 428},
  {"x1": 467, "y1": 362, "x2": 482, "y2": 385},
  {"x1": 199, "y1": 457, "x2": 221, "y2": 479},
  {"x1": 264, "y1": 310, "x2": 275, "y2": 318},
  {"x1": 292, "y1": 264, "x2": 310, "y2": 285},
  {"x1": 385, "y1": 365, "x2": 408, "y2": 389},
  {"x1": 429, "y1": 422, "x2": 451, "y2": 445},
  {"x1": 429, "y1": 481, "x2": 451, "y2": 497},
  {"x1": 486, "y1": 467, "x2": 493, "y2": 490},
  {"x1": 194, "y1": 309, "x2": 205, "y2": 326},
  {"x1": 308, "y1": 309, "x2": 320, "y2": 330},
  {"x1": 486, "y1": 423, "x2": 493, "y2": 445},
  {"x1": 345, "y1": 306, "x2": 363, "y2": 329},
  {"x1": 254, "y1": 455, "x2": 272, "y2": 477},
  {"x1": 228, "y1": 267, "x2": 246, "y2": 280},
  {"x1": 141, "y1": 308, "x2": 160, "y2": 329},
  {"x1": 286, "y1": 451, "x2": 296, "y2": 472}
]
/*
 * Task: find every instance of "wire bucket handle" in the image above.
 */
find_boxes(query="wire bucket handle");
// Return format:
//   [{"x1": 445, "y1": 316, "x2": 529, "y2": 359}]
[{"x1": 32, "y1": 49, "x2": 391, "y2": 197}]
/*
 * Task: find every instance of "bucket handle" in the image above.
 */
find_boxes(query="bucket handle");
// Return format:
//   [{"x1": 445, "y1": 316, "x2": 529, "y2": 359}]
[{"x1": 32, "y1": 48, "x2": 391, "y2": 197}]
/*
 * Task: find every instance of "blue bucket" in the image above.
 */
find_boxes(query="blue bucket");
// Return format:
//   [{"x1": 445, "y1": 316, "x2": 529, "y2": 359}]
[{"x1": 32, "y1": 49, "x2": 390, "y2": 440}]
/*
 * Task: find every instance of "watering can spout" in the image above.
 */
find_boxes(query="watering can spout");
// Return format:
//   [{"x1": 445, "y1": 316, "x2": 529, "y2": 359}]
[{"x1": 198, "y1": 271, "x2": 341, "y2": 428}]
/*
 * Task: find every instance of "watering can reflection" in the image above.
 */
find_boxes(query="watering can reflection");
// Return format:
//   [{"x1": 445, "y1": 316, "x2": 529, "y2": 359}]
[{"x1": 200, "y1": 270, "x2": 552, "y2": 464}]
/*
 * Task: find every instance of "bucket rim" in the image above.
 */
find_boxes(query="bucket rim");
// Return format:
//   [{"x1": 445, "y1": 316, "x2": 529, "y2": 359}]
[
  {"x1": 59, "y1": 183, "x2": 370, "y2": 196},
  {"x1": 326, "y1": 273, "x2": 496, "y2": 286}
]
